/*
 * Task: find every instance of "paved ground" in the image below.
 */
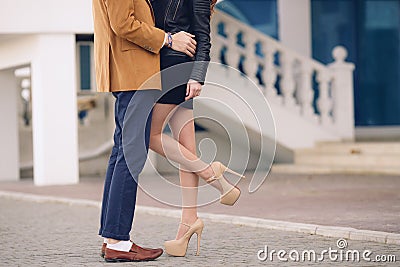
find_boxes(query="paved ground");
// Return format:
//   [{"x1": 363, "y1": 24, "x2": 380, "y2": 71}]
[
  {"x1": 1, "y1": 173, "x2": 399, "y2": 233},
  {"x1": 0, "y1": 198, "x2": 399, "y2": 267}
]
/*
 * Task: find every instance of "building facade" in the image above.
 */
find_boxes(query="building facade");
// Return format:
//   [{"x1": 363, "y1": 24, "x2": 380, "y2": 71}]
[{"x1": 0, "y1": 0, "x2": 398, "y2": 185}]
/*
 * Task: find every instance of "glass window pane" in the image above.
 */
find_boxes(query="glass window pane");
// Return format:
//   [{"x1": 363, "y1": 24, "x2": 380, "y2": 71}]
[
  {"x1": 216, "y1": 0, "x2": 279, "y2": 39},
  {"x1": 358, "y1": 0, "x2": 400, "y2": 125},
  {"x1": 79, "y1": 45, "x2": 91, "y2": 90},
  {"x1": 312, "y1": 0, "x2": 400, "y2": 126}
]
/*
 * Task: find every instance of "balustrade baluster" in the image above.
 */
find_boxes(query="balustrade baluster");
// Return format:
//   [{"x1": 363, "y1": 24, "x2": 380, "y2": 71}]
[
  {"x1": 298, "y1": 63, "x2": 314, "y2": 117},
  {"x1": 262, "y1": 45, "x2": 278, "y2": 98},
  {"x1": 241, "y1": 33, "x2": 259, "y2": 85},
  {"x1": 317, "y1": 70, "x2": 333, "y2": 125},
  {"x1": 224, "y1": 23, "x2": 241, "y2": 69},
  {"x1": 280, "y1": 52, "x2": 296, "y2": 107}
]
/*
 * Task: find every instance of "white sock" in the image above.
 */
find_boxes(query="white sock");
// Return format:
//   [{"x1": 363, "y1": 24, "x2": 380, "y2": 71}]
[
  {"x1": 103, "y1": 238, "x2": 108, "y2": 244},
  {"x1": 106, "y1": 240, "x2": 133, "y2": 252}
]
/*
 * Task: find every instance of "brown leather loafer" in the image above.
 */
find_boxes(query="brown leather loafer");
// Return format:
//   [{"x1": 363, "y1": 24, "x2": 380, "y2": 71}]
[
  {"x1": 101, "y1": 243, "x2": 106, "y2": 258},
  {"x1": 101, "y1": 242, "x2": 162, "y2": 258},
  {"x1": 104, "y1": 242, "x2": 163, "y2": 262}
]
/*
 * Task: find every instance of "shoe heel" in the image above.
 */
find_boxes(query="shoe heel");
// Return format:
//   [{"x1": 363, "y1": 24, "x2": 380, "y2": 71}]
[
  {"x1": 225, "y1": 167, "x2": 245, "y2": 179},
  {"x1": 195, "y1": 230, "x2": 202, "y2": 256}
]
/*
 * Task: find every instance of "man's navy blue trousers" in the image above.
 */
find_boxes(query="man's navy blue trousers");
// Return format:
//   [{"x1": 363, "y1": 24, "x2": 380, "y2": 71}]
[{"x1": 99, "y1": 90, "x2": 157, "y2": 241}]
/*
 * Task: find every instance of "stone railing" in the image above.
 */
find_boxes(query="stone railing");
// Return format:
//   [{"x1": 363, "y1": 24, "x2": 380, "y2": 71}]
[{"x1": 210, "y1": 11, "x2": 355, "y2": 140}]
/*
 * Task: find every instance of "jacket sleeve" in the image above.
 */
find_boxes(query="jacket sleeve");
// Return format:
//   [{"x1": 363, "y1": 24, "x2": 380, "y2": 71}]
[
  {"x1": 105, "y1": 0, "x2": 165, "y2": 53},
  {"x1": 189, "y1": 0, "x2": 212, "y2": 84}
]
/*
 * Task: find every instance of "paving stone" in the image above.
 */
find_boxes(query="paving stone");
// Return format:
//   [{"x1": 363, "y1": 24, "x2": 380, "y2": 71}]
[{"x1": 0, "y1": 198, "x2": 399, "y2": 266}]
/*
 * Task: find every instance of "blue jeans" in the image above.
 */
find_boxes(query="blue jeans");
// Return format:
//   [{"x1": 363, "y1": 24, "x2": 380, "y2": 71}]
[{"x1": 99, "y1": 90, "x2": 157, "y2": 241}]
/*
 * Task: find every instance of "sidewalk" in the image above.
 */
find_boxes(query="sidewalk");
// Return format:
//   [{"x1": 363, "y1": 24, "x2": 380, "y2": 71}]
[
  {"x1": 1, "y1": 198, "x2": 399, "y2": 266},
  {"x1": 0, "y1": 172, "x2": 399, "y2": 234}
]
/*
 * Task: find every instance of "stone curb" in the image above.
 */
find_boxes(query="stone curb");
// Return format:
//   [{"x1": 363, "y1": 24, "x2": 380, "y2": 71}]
[{"x1": 1, "y1": 190, "x2": 399, "y2": 246}]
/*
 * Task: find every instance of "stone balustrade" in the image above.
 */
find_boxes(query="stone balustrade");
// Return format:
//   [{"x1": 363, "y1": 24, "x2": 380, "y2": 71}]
[{"x1": 211, "y1": 11, "x2": 355, "y2": 140}]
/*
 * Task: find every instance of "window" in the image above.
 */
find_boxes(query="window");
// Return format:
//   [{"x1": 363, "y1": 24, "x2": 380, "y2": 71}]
[
  {"x1": 216, "y1": 0, "x2": 279, "y2": 39},
  {"x1": 76, "y1": 35, "x2": 95, "y2": 91},
  {"x1": 312, "y1": 0, "x2": 400, "y2": 126}
]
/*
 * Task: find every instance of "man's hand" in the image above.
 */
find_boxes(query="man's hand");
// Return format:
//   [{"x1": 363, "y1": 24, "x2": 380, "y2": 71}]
[
  {"x1": 185, "y1": 79, "x2": 202, "y2": 100},
  {"x1": 169, "y1": 31, "x2": 197, "y2": 57}
]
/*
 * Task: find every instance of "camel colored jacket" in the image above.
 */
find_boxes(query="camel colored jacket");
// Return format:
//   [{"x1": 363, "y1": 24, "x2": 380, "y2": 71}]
[{"x1": 92, "y1": 0, "x2": 165, "y2": 92}]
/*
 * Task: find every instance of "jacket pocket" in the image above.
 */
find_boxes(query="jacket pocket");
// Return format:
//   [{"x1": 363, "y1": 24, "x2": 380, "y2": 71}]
[{"x1": 121, "y1": 38, "x2": 140, "y2": 51}]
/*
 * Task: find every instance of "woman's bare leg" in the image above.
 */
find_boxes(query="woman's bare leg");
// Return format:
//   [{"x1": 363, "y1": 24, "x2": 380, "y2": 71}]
[
  {"x1": 169, "y1": 107, "x2": 199, "y2": 239},
  {"x1": 149, "y1": 103, "x2": 225, "y2": 240},
  {"x1": 149, "y1": 103, "x2": 215, "y2": 180}
]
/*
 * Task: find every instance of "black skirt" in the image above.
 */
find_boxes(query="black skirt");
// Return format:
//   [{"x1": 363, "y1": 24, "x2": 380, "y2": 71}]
[{"x1": 157, "y1": 49, "x2": 194, "y2": 109}]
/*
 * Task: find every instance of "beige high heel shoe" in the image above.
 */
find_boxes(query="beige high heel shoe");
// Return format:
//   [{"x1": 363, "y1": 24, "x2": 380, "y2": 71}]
[
  {"x1": 207, "y1": 162, "x2": 245, "y2": 206},
  {"x1": 164, "y1": 218, "x2": 204, "y2": 257}
]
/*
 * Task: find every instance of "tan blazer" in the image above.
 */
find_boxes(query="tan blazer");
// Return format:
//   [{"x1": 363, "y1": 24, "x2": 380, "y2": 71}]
[{"x1": 92, "y1": 0, "x2": 165, "y2": 92}]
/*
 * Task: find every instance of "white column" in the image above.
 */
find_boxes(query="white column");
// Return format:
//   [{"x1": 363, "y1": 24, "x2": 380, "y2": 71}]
[
  {"x1": 329, "y1": 46, "x2": 355, "y2": 141},
  {"x1": 31, "y1": 34, "x2": 79, "y2": 185},
  {"x1": 278, "y1": 0, "x2": 312, "y2": 57},
  {"x1": 142, "y1": 150, "x2": 157, "y2": 175},
  {"x1": 0, "y1": 69, "x2": 20, "y2": 181}
]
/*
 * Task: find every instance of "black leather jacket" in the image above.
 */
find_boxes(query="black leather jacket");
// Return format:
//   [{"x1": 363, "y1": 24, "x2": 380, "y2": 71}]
[{"x1": 151, "y1": 0, "x2": 211, "y2": 83}]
